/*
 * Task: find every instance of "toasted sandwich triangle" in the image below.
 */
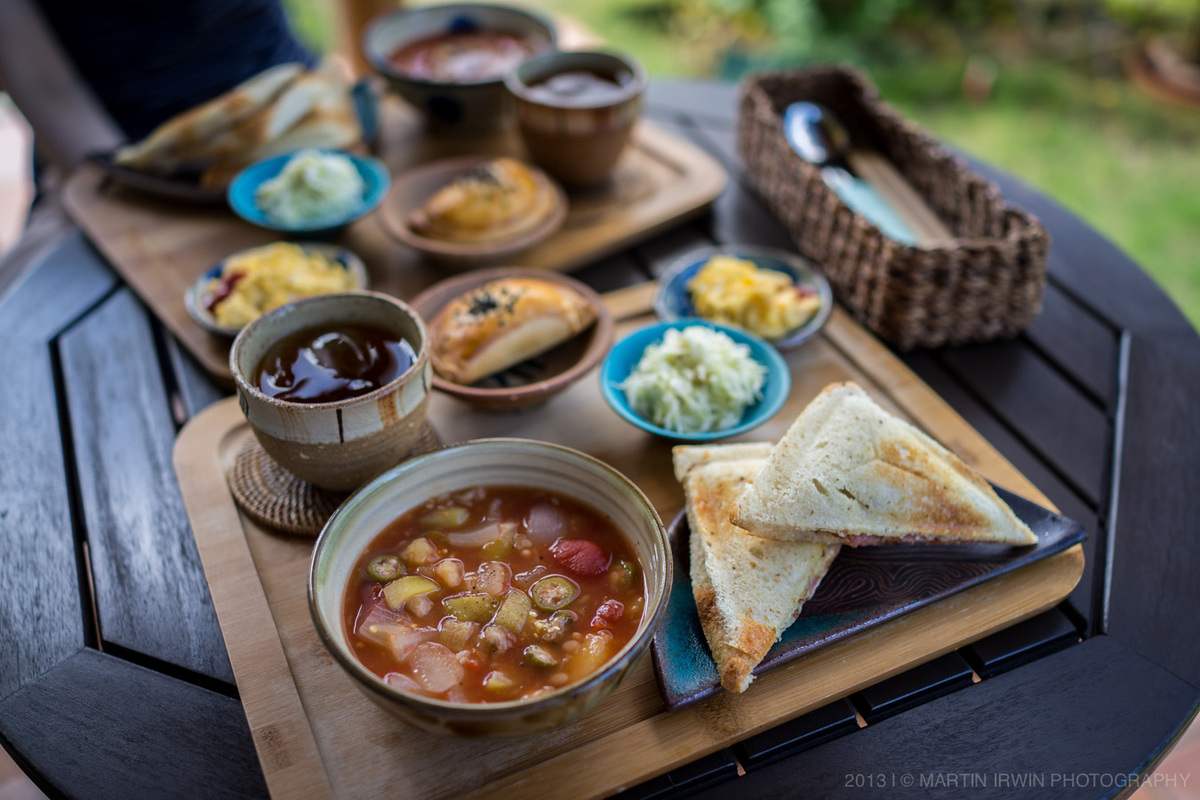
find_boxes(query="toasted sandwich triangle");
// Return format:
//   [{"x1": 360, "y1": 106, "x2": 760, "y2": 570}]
[
  {"x1": 675, "y1": 445, "x2": 840, "y2": 693},
  {"x1": 731, "y1": 382, "x2": 1038, "y2": 547}
]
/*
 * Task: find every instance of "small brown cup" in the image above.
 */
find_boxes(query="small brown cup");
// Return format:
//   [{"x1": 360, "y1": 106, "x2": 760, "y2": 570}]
[
  {"x1": 230, "y1": 292, "x2": 432, "y2": 493},
  {"x1": 505, "y1": 50, "x2": 646, "y2": 187}
]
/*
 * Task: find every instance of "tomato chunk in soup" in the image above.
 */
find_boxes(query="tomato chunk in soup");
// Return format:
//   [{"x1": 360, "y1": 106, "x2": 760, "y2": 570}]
[{"x1": 343, "y1": 485, "x2": 645, "y2": 703}]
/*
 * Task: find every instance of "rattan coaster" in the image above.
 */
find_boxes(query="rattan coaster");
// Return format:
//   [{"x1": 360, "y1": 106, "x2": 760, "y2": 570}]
[{"x1": 227, "y1": 421, "x2": 441, "y2": 537}]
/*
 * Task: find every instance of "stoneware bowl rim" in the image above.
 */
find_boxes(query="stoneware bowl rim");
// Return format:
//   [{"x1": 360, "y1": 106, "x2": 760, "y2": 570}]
[{"x1": 307, "y1": 437, "x2": 672, "y2": 731}]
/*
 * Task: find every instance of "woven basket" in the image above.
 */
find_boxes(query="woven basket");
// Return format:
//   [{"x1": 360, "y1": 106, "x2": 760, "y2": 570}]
[{"x1": 738, "y1": 66, "x2": 1049, "y2": 350}]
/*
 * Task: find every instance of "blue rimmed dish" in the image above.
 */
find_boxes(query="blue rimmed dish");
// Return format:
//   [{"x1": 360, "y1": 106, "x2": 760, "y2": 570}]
[
  {"x1": 185, "y1": 243, "x2": 368, "y2": 337},
  {"x1": 227, "y1": 150, "x2": 391, "y2": 237},
  {"x1": 600, "y1": 318, "x2": 791, "y2": 442},
  {"x1": 654, "y1": 244, "x2": 833, "y2": 349}
]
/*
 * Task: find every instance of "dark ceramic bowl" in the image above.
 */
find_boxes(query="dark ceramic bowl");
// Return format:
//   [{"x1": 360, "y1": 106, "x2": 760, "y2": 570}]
[{"x1": 362, "y1": 3, "x2": 556, "y2": 134}]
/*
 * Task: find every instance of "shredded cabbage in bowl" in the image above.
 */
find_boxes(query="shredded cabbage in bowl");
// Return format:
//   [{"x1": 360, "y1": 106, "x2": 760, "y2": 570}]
[
  {"x1": 619, "y1": 325, "x2": 767, "y2": 434},
  {"x1": 254, "y1": 149, "x2": 365, "y2": 227}
]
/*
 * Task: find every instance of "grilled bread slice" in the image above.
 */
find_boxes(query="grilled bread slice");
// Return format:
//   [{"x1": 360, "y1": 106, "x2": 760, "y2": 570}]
[
  {"x1": 731, "y1": 382, "x2": 1037, "y2": 547},
  {"x1": 113, "y1": 62, "x2": 305, "y2": 171},
  {"x1": 675, "y1": 444, "x2": 840, "y2": 693}
]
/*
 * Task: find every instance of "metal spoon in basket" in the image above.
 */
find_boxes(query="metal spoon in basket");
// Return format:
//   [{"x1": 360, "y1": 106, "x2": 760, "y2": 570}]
[{"x1": 783, "y1": 102, "x2": 924, "y2": 245}]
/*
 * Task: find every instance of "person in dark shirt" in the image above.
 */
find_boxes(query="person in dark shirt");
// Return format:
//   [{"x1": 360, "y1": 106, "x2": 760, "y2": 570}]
[{"x1": 0, "y1": 0, "x2": 316, "y2": 171}]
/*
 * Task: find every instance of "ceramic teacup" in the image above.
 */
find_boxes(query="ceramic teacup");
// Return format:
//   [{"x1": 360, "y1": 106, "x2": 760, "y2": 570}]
[
  {"x1": 505, "y1": 50, "x2": 646, "y2": 187},
  {"x1": 230, "y1": 292, "x2": 431, "y2": 493}
]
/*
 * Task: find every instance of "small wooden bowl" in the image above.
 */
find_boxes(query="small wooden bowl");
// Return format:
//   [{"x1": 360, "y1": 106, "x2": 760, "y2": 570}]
[
  {"x1": 409, "y1": 268, "x2": 613, "y2": 410},
  {"x1": 379, "y1": 157, "x2": 567, "y2": 271}
]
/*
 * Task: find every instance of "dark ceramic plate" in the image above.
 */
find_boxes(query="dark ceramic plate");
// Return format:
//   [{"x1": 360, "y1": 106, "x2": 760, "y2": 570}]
[
  {"x1": 87, "y1": 79, "x2": 380, "y2": 205},
  {"x1": 652, "y1": 486, "x2": 1087, "y2": 710}
]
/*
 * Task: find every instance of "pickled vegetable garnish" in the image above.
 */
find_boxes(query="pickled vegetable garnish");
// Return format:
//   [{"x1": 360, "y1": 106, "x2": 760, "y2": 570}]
[{"x1": 619, "y1": 325, "x2": 767, "y2": 433}]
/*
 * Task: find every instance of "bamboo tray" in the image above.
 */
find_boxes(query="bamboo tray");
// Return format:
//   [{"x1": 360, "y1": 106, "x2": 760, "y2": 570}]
[
  {"x1": 63, "y1": 98, "x2": 726, "y2": 385},
  {"x1": 172, "y1": 295, "x2": 1084, "y2": 800}
]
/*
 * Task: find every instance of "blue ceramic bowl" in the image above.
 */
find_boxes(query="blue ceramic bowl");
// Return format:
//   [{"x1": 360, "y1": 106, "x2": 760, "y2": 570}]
[
  {"x1": 227, "y1": 150, "x2": 391, "y2": 237},
  {"x1": 600, "y1": 319, "x2": 791, "y2": 442},
  {"x1": 654, "y1": 245, "x2": 833, "y2": 349},
  {"x1": 185, "y1": 243, "x2": 368, "y2": 337}
]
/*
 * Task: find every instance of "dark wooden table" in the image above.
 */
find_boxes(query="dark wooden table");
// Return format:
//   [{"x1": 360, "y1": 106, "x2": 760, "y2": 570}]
[{"x1": 2, "y1": 80, "x2": 1198, "y2": 800}]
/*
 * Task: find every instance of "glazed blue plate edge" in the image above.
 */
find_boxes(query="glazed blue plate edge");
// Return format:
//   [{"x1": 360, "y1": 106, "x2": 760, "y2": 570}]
[{"x1": 652, "y1": 485, "x2": 1088, "y2": 710}]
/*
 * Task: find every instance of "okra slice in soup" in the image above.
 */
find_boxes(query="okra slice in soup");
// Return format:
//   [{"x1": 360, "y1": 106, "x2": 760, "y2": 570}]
[
  {"x1": 523, "y1": 644, "x2": 559, "y2": 669},
  {"x1": 530, "y1": 575, "x2": 578, "y2": 611},
  {"x1": 367, "y1": 554, "x2": 405, "y2": 582},
  {"x1": 532, "y1": 610, "x2": 576, "y2": 644}
]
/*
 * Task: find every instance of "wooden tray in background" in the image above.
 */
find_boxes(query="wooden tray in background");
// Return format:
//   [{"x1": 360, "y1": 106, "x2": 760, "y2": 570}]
[
  {"x1": 62, "y1": 98, "x2": 726, "y2": 385},
  {"x1": 172, "y1": 293, "x2": 1084, "y2": 800}
]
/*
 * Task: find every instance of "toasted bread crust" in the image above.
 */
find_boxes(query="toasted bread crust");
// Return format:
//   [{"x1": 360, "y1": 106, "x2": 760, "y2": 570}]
[
  {"x1": 732, "y1": 382, "x2": 1037, "y2": 546},
  {"x1": 677, "y1": 446, "x2": 840, "y2": 694}
]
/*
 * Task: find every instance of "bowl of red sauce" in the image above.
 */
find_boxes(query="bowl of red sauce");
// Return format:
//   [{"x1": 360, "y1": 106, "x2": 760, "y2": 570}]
[
  {"x1": 230, "y1": 291, "x2": 432, "y2": 493},
  {"x1": 361, "y1": 3, "x2": 555, "y2": 134},
  {"x1": 309, "y1": 438, "x2": 672, "y2": 736}
]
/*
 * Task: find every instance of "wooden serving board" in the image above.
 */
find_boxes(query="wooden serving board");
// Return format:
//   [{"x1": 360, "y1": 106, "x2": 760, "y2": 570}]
[
  {"x1": 62, "y1": 98, "x2": 726, "y2": 385},
  {"x1": 172, "y1": 295, "x2": 1083, "y2": 800}
]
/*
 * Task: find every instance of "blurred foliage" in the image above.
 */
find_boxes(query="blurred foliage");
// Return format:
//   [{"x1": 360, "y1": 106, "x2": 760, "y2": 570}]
[{"x1": 667, "y1": 0, "x2": 1200, "y2": 77}]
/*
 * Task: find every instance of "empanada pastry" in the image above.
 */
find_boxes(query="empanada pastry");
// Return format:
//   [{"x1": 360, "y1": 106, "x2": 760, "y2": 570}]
[
  {"x1": 408, "y1": 158, "x2": 559, "y2": 244},
  {"x1": 428, "y1": 278, "x2": 597, "y2": 384}
]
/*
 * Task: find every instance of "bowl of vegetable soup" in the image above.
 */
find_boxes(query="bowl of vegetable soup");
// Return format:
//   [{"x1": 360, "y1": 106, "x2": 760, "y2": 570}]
[{"x1": 308, "y1": 438, "x2": 672, "y2": 736}]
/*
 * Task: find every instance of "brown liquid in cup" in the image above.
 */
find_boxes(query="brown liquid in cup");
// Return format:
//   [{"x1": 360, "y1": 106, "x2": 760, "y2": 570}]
[
  {"x1": 255, "y1": 323, "x2": 416, "y2": 403},
  {"x1": 524, "y1": 69, "x2": 633, "y2": 107}
]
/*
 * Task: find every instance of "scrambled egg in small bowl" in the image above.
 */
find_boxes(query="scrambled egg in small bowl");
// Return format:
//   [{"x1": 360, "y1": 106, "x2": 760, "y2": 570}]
[
  {"x1": 654, "y1": 246, "x2": 832, "y2": 349},
  {"x1": 186, "y1": 242, "x2": 367, "y2": 336}
]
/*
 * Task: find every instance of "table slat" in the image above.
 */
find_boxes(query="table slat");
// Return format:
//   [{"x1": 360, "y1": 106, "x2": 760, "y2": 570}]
[
  {"x1": 900, "y1": 349, "x2": 1102, "y2": 623},
  {"x1": 936, "y1": 342, "x2": 1109, "y2": 506},
  {"x1": 684, "y1": 636, "x2": 1200, "y2": 800},
  {"x1": 0, "y1": 648, "x2": 265, "y2": 800},
  {"x1": 0, "y1": 342, "x2": 85, "y2": 699},
  {"x1": 1107, "y1": 334, "x2": 1200, "y2": 688},
  {"x1": 59, "y1": 288, "x2": 233, "y2": 683}
]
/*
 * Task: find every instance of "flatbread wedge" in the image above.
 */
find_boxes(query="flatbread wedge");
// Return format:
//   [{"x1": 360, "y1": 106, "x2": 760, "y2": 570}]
[
  {"x1": 113, "y1": 62, "x2": 305, "y2": 170},
  {"x1": 675, "y1": 444, "x2": 840, "y2": 693},
  {"x1": 731, "y1": 382, "x2": 1038, "y2": 547}
]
